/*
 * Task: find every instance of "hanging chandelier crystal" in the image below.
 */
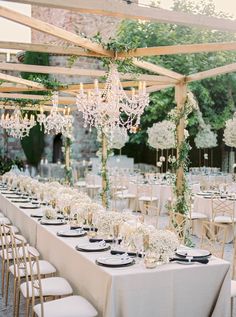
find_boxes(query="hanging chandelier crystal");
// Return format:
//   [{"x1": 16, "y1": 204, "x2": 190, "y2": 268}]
[
  {"x1": 0, "y1": 107, "x2": 36, "y2": 139},
  {"x1": 37, "y1": 92, "x2": 74, "y2": 136},
  {"x1": 76, "y1": 63, "x2": 149, "y2": 132}
]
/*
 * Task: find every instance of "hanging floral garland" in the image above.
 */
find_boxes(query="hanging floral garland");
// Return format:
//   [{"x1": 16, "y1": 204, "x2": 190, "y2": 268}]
[
  {"x1": 223, "y1": 113, "x2": 236, "y2": 147},
  {"x1": 194, "y1": 124, "x2": 217, "y2": 149},
  {"x1": 147, "y1": 120, "x2": 176, "y2": 150},
  {"x1": 109, "y1": 126, "x2": 129, "y2": 150}
]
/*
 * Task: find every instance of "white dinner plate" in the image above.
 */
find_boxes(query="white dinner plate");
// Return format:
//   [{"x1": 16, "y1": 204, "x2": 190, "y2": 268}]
[
  {"x1": 57, "y1": 229, "x2": 86, "y2": 237},
  {"x1": 176, "y1": 248, "x2": 211, "y2": 258},
  {"x1": 40, "y1": 218, "x2": 66, "y2": 225},
  {"x1": 96, "y1": 255, "x2": 135, "y2": 267},
  {"x1": 20, "y1": 204, "x2": 40, "y2": 209},
  {"x1": 11, "y1": 199, "x2": 30, "y2": 203},
  {"x1": 76, "y1": 241, "x2": 110, "y2": 252}
]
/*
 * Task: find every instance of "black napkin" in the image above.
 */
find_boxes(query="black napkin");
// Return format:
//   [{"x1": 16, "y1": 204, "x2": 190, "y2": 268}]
[
  {"x1": 170, "y1": 257, "x2": 209, "y2": 264},
  {"x1": 110, "y1": 250, "x2": 140, "y2": 257},
  {"x1": 89, "y1": 237, "x2": 122, "y2": 243}
]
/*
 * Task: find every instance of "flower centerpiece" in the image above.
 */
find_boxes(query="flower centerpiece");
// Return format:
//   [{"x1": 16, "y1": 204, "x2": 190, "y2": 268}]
[
  {"x1": 223, "y1": 113, "x2": 236, "y2": 147},
  {"x1": 194, "y1": 124, "x2": 217, "y2": 149}
]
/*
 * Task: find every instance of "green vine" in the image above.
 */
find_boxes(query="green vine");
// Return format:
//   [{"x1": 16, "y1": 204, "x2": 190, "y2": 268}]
[{"x1": 64, "y1": 137, "x2": 73, "y2": 186}]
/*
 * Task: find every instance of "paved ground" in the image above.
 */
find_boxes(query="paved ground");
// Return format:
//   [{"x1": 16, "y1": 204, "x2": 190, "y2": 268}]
[{"x1": 0, "y1": 215, "x2": 235, "y2": 316}]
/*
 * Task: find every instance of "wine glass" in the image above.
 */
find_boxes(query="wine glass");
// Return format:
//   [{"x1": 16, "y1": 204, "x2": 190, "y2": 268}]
[
  {"x1": 112, "y1": 224, "x2": 120, "y2": 250},
  {"x1": 134, "y1": 233, "x2": 143, "y2": 263}
]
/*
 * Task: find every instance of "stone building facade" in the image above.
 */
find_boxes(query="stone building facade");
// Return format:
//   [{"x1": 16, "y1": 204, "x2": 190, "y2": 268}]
[
  {"x1": 31, "y1": 6, "x2": 121, "y2": 163},
  {"x1": 1, "y1": 6, "x2": 122, "y2": 163}
]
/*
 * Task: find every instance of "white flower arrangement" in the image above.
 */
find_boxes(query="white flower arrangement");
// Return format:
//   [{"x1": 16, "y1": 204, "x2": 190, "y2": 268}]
[
  {"x1": 94, "y1": 211, "x2": 131, "y2": 236},
  {"x1": 156, "y1": 162, "x2": 162, "y2": 167},
  {"x1": 109, "y1": 126, "x2": 129, "y2": 150},
  {"x1": 147, "y1": 120, "x2": 176, "y2": 150},
  {"x1": 42, "y1": 207, "x2": 57, "y2": 220},
  {"x1": 194, "y1": 124, "x2": 217, "y2": 149},
  {"x1": 120, "y1": 222, "x2": 179, "y2": 262},
  {"x1": 159, "y1": 156, "x2": 165, "y2": 162},
  {"x1": 223, "y1": 113, "x2": 236, "y2": 148},
  {"x1": 204, "y1": 153, "x2": 208, "y2": 160}
]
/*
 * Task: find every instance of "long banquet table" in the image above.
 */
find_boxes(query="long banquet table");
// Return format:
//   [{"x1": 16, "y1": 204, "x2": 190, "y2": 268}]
[{"x1": 0, "y1": 192, "x2": 231, "y2": 317}]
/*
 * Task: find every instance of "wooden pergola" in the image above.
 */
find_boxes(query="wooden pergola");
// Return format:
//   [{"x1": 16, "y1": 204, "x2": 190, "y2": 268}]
[{"x1": 0, "y1": 0, "x2": 236, "y2": 202}]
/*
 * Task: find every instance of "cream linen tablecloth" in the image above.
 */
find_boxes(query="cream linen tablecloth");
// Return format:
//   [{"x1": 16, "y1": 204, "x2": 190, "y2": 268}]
[{"x1": 0, "y1": 192, "x2": 231, "y2": 317}]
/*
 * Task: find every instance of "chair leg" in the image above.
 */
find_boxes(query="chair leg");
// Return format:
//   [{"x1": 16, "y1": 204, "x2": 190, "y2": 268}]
[
  {"x1": 15, "y1": 286, "x2": 21, "y2": 317},
  {"x1": 231, "y1": 297, "x2": 234, "y2": 317},
  {"x1": 5, "y1": 270, "x2": 10, "y2": 306},
  {"x1": 1, "y1": 260, "x2": 5, "y2": 297},
  {"x1": 26, "y1": 297, "x2": 30, "y2": 317},
  {"x1": 13, "y1": 278, "x2": 17, "y2": 317}
]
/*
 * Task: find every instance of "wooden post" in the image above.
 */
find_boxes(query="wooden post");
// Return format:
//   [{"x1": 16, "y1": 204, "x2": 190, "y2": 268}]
[
  {"x1": 101, "y1": 130, "x2": 108, "y2": 208},
  {"x1": 175, "y1": 83, "x2": 187, "y2": 200}
]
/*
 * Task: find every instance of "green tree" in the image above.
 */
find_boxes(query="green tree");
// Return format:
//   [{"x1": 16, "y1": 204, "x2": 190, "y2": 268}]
[
  {"x1": 114, "y1": 0, "x2": 236, "y2": 165},
  {"x1": 20, "y1": 52, "x2": 50, "y2": 167}
]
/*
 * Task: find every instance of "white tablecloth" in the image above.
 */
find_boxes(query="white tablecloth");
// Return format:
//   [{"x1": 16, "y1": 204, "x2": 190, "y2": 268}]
[{"x1": 0, "y1": 193, "x2": 231, "y2": 317}]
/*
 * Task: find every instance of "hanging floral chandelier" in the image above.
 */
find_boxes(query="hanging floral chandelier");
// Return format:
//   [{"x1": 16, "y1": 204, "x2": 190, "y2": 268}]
[
  {"x1": 37, "y1": 92, "x2": 74, "y2": 136},
  {"x1": 76, "y1": 63, "x2": 149, "y2": 133},
  {"x1": 0, "y1": 107, "x2": 36, "y2": 139},
  {"x1": 223, "y1": 113, "x2": 236, "y2": 147}
]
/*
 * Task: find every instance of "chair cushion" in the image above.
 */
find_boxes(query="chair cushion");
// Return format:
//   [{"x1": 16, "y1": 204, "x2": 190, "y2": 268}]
[
  {"x1": 0, "y1": 234, "x2": 26, "y2": 247},
  {"x1": 0, "y1": 212, "x2": 5, "y2": 218},
  {"x1": 231, "y1": 280, "x2": 236, "y2": 297},
  {"x1": 0, "y1": 217, "x2": 11, "y2": 225},
  {"x1": 138, "y1": 196, "x2": 157, "y2": 202},
  {"x1": 33, "y1": 295, "x2": 97, "y2": 317},
  {"x1": 9, "y1": 260, "x2": 56, "y2": 278},
  {"x1": 20, "y1": 277, "x2": 73, "y2": 298},
  {"x1": 188, "y1": 212, "x2": 208, "y2": 220},
  {"x1": 214, "y1": 216, "x2": 236, "y2": 223}
]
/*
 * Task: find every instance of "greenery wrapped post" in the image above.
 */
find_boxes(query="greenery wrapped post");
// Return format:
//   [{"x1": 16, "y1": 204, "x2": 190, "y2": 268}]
[
  {"x1": 101, "y1": 130, "x2": 109, "y2": 208},
  {"x1": 64, "y1": 137, "x2": 73, "y2": 185},
  {"x1": 175, "y1": 83, "x2": 187, "y2": 202}
]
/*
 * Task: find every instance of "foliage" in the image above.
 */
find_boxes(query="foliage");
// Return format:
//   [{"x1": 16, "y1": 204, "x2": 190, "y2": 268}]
[
  {"x1": 21, "y1": 123, "x2": 44, "y2": 167},
  {"x1": 20, "y1": 52, "x2": 51, "y2": 166},
  {"x1": 0, "y1": 156, "x2": 24, "y2": 175},
  {"x1": 114, "y1": 0, "x2": 236, "y2": 147}
]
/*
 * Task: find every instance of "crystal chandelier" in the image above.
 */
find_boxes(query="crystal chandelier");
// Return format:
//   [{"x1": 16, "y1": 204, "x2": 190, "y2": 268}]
[
  {"x1": 0, "y1": 107, "x2": 36, "y2": 139},
  {"x1": 37, "y1": 92, "x2": 74, "y2": 136},
  {"x1": 76, "y1": 63, "x2": 149, "y2": 132}
]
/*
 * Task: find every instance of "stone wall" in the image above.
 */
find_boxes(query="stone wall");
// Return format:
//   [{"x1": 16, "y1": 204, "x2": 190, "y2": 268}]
[
  {"x1": 30, "y1": 6, "x2": 121, "y2": 163},
  {"x1": 0, "y1": 52, "x2": 26, "y2": 161}
]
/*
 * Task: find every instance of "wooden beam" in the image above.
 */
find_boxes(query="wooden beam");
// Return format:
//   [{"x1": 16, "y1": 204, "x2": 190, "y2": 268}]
[
  {"x1": 0, "y1": 72, "x2": 45, "y2": 89},
  {"x1": 0, "y1": 5, "x2": 112, "y2": 56},
  {"x1": 61, "y1": 80, "x2": 160, "y2": 92},
  {"x1": 133, "y1": 59, "x2": 183, "y2": 80},
  {"x1": 0, "y1": 92, "x2": 76, "y2": 105},
  {"x1": 186, "y1": 63, "x2": 236, "y2": 82},
  {"x1": 0, "y1": 104, "x2": 68, "y2": 112},
  {"x1": 0, "y1": 62, "x2": 176, "y2": 83},
  {"x1": 146, "y1": 84, "x2": 174, "y2": 93},
  {"x1": 118, "y1": 42, "x2": 236, "y2": 58},
  {"x1": 5, "y1": 0, "x2": 236, "y2": 33},
  {"x1": 0, "y1": 41, "x2": 103, "y2": 57}
]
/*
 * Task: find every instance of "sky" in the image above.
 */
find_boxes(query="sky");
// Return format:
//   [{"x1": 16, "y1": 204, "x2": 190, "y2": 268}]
[{"x1": 159, "y1": 0, "x2": 236, "y2": 18}]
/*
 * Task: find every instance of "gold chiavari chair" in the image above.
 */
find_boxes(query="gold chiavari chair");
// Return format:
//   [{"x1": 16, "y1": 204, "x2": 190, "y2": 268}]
[
  {"x1": 200, "y1": 221, "x2": 227, "y2": 259},
  {"x1": 142, "y1": 202, "x2": 160, "y2": 228},
  {"x1": 138, "y1": 184, "x2": 158, "y2": 213},
  {"x1": 26, "y1": 246, "x2": 98, "y2": 317},
  {"x1": 9, "y1": 231, "x2": 57, "y2": 317},
  {"x1": 211, "y1": 197, "x2": 235, "y2": 223},
  {"x1": 0, "y1": 224, "x2": 25, "y2": 300},
  {"x1": 167, "y1": 211, "x2": 189, "y2": 244}
]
